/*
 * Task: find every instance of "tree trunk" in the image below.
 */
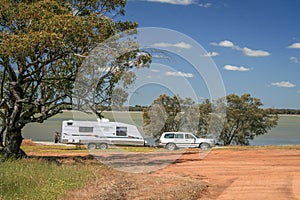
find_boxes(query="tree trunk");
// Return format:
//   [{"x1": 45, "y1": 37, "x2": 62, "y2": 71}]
[
  {"x1": 0, "y1": 127, "x2": 4, "y2": 147},
  {"x1": 0, "y1": 130, "x2": 4, "y2": 153},
  {"x1": 2, "y1": 127, "x2": 26, "y2": 159}
]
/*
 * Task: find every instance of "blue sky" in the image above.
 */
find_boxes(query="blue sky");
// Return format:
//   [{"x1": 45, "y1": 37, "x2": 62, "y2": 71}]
[{"x1": 118, "y1": 0, "x2": 300, "y2": 108}]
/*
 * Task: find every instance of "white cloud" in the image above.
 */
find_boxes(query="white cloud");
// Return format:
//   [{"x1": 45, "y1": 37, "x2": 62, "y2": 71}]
[
  {"x1": 242, "y1": 47, "x2": 270, "y2": 57},
  {"x1": 219, "y1": 40, "x2": 236, "y2": 48},
  {"x1": 146, "y1": 0, "x2": 195, "y2": 5},
  {"x1": 198, "y1": 3, "x2": 212, "y2": 8},
  {"x1": 223, "y1": 65, "x2": 251, "y2": 72},
  {"x1": 298, "y1": 90, "x2": 300, "y2": 93},
  {"x1": 152, "y1": 42, "x2": 192, "y2": 49},
  {"x1": 211, "y1": 40, "x2": 237, "y2": 48},
  {"x1": 288, "y1": 43, "x2": 300, "y2": 49},
  {"x1": 165, "y1": 71, "x2": 194, "y2": 78},
  {"x1": 271, "y1": 81, "x2": 296, "y2": 88},
  {"x1": 290, "y1": 56, "x2": 300, "y2": 64},
  {"x1": 140, "y1": 0, "x2": 212, "y2": 7},
  {"x1": 211, "y1": 40, "x2": 270, "y2": 57},
  {"x1": 201, "y1": 51, "x2": 219, "y2": 57}
]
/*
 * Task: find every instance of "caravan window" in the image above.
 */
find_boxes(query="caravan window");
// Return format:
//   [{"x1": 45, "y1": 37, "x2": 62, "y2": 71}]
[
  {"x1": 101, "y1": 126, "x2": 110, "y2": 132},
  {"x1": 116, "y1": 127, "x2": 127, "y2": 136},
  {"x1": 79, "y1": 127, "x2": 93, "y2": 133}
]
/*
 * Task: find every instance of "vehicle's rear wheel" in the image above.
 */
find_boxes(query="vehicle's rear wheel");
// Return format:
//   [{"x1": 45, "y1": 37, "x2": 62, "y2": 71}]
[
  {"x1": 165, "y1": 143, "x2": 177, "y2": 151},
  {"x1": 99, "y1": 143, "x2": 108, "y2": 150},
  {"x1": 199, "y1": 142, "x2": 210, "y2": 150},
  {"x1": 87, "y1": 143, "x2": 97, "y2": 150}
]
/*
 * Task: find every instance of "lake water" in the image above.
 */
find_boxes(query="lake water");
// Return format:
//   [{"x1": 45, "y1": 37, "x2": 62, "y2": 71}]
[
  {"x1": 21, "y1": 112, "x2": 300, "y2": 146},
  {"x1": 250, "y1": 115, "x2": 300, "y2": 146}
]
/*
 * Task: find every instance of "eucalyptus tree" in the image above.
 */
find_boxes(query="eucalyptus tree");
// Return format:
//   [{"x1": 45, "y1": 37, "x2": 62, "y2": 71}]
[
  {"x1": 219, "y1": 94, "x2": 279, "y2": 145},
  {"x1": 0, "y1": 0, "x2": 151, "y2": 158}
]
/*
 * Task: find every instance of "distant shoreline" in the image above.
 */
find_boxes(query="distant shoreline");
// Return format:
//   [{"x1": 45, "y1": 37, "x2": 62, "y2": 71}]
[
  {"x1": 278, "y1": 114, "x2": 300, "y2": 117},
  {"x1": 62, "y1": 110, "x2": 300, "y2": 116}
]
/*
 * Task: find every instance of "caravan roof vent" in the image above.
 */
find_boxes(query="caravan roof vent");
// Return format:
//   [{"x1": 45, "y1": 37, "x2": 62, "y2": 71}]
[
  {"x1": 66, "y1": 120, "x2": 74, "y2": 126},
  {"x1": 97, "y1": 118, "x2": 109, "y2": 122}
]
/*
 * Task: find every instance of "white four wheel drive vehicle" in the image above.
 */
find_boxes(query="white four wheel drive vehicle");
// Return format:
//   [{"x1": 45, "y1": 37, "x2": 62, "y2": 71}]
[{"x1": 159, "y1": 132, "x2": 215, "y2": 150}]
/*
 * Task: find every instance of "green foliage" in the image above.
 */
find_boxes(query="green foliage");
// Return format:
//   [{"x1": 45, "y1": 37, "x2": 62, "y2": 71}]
[
  {"x1": 143, "y1": 93, "x2": 279, "y2": 145},
  {"x1": 0, "y1": 159, "x2": 91, "y2": 200},
  {"x1": 0, "y1": 0, "x2": 151, "y2": 157},
  {"x1": 143, "y1": 94, "x2": 200, "y2": 140},
  {"x1": 220, "y1": 93, "x2": 279, "y2": 145},
  {"x1": 197, "y1": 99, "x2": 212, "y2": 137},
  {"x1": 266, "y1": 108, "x2": 300, "y2": 115},
  {"x1": 143, "y1": 94, "x2": 180, "y2": 139},
  {"x1": 0, "y1": 0, "x2": 138, "y2": 125}
]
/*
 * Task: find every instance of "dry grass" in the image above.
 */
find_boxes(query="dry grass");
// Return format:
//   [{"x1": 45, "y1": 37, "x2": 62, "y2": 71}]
[{"x1": 21, "y1": 139, "x2": 37, "y2": 146}]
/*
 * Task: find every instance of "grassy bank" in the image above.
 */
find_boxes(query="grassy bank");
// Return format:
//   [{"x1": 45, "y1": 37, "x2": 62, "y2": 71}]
[
  {"x1": 21, "y1": 140, "x2": 158, "y2": 154},
  {"x1": 0, "y1": 159, "x2": 92, "y2": 200}
]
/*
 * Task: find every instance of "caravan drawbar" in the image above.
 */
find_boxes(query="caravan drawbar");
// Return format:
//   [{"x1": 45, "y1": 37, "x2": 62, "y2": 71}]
[{"x1": 60, "y1": 119, "x2": 146, "y2": 149}]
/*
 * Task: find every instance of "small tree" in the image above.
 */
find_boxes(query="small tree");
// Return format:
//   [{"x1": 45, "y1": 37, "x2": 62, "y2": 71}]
[
  {"x1": 143, "y1": 94, "x2": 181, "y2": 140},
  {"x1": 197, "y1": 99, "x2": 212, "y2": 137},
  {"x1": 219, "y1": 94, "x2": 279, "y2": 145},
  {"x1": 143, "y1": 94, "x2": 200, "y2": 140}
]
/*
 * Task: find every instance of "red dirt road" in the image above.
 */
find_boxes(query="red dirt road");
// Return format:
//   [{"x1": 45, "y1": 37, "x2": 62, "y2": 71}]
[{"x1": 158, "y1": 148, "x2": 300, "y2": 200}]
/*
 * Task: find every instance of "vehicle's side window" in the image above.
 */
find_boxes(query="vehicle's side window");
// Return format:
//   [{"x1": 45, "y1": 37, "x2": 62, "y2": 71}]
[
  {"x1": 175, "y1": 134, "x2": 184, "y2": 139},
  {"x1": 185, "y1": 134, "x2": 194, "y2": 139},
  {"x1": 164, "y1": 133, "x2": 175, "y2": 138},
  {"x1": 116, "y1": 127, "x2": 127, "y2": 136}
]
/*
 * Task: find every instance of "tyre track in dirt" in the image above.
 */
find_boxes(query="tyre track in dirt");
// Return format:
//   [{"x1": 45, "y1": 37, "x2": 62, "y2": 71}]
[{"x1": 157, "y1": 148, "x2": 300, "y2": 200}]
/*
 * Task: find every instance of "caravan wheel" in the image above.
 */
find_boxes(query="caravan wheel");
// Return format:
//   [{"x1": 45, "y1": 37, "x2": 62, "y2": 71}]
[
  {"x1": 99, "y1": 143, "x2": 108, "y2": 150},
  {"x1": 87, "y1": 143, "x2": 97, "y2": 150}
]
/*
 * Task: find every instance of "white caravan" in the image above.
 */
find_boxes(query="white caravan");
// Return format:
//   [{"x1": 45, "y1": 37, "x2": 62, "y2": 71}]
[{"x1": 60, "y1": 119, "x2": 146, "y2": 149}]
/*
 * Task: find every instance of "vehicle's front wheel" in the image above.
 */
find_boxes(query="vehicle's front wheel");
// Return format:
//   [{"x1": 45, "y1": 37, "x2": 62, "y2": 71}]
[
  {"x1": 165, "y1": 143, "x2": 177, "y2": 151},
  {"x1": 199, "y1": 142, "x2": 210, "y2": 150},
  {"x1": 98, "y1": 143, "x2": 108, "y2": 150}
]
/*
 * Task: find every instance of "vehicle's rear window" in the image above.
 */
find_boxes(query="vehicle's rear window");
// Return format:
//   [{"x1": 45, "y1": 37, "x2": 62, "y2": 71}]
[{"x1": 164, "y1": 133, "x2": 174, "y2": 138}]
